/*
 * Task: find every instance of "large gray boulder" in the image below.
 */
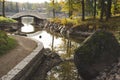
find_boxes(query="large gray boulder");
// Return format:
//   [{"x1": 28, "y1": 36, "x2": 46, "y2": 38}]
[{"x1": 74, "y1": 30, "x2": 120, "y2": 80}]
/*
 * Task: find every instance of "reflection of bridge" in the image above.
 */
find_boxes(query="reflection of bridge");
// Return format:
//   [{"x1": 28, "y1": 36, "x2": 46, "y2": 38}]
[{"x1": 10, "y1": 11, "x2": 47, "y2": 25}]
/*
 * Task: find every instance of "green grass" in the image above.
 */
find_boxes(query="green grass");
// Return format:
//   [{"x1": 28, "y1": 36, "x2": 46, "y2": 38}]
[
  {"x1": 0, "y1": 16, "x2": 17, "y2": 24},
  {"x1": 0, "y1": 31, "x2": 17, "y2": 55}
]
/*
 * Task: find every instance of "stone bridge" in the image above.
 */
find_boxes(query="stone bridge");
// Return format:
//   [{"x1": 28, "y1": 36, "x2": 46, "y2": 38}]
[{"x1": 10, "y1": 11, "x2": 47, "y2": 25}]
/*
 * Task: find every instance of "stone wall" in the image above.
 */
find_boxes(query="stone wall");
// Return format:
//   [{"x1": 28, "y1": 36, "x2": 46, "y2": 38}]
[
  {"x1": 1, "y1": 39, "x2": 44, "y2": 80},
  {"x1": 1, "y1": 38, "x2": 62, "y2": 80},
  {"x1": 0, "y1": 23, "x2": 23, "y2": 32}
]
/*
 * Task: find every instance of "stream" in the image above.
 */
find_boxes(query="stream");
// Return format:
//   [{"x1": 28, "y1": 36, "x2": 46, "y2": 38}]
[{"x1": 21, "y1": 17, "x2": 81, "y2": 80}]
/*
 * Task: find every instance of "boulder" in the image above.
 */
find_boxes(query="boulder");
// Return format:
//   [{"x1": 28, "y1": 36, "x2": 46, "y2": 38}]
[{"x1": 74, "y1": 30, "x2": 120, "y2": 80}]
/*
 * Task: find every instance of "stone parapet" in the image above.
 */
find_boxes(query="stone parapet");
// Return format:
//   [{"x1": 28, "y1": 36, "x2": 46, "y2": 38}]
[{"x1": 0, "y1": 38, "x2": 44, "y2": 80}]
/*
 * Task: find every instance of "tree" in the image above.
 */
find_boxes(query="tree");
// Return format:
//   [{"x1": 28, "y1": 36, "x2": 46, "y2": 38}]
[
  {"x1": 15, "y1": 2, "x2": 19, "y2": 12},
  {"x1": 60, "y1": 0, "x2": 81, "y2": 18},
  {"x1": 100, "y1": 0, "x2": 105, "y2": 21},
  {"x1": 86, "y1": 0, "x2": 94, "y2": 16},
  {"x1": 52, "y1": 0, "x2": 55, "y2": 18},
  {"x1": 99, "y1": 0, "x2": 112, "y2": 21},
  {"x1": 0, "y1": 0, "x2": 6, "y2": 17},
  {"x1": 106, "y1": 0, "x2": 112, "y2": 21},
  {"x1": 0, "y1": 1, "x2": 2, "y2": 12},
  {"x1": 49, "y1": 0, "x2": 61, "y2": 18},
  {"x1": 113, "y1": 0, "x2": 120, "y2": 15},
  {"x1": 93, "y1": 0, "x2": 97, "y2": 19},
  {"x1": 81, "y1": 0, "x2": 85, "y2": 21},
  {"x1": 68, "y1": 0, "x2": 73, "y2": 18}
]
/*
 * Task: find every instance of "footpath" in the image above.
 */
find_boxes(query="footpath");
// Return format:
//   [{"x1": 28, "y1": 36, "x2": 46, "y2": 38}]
[{"x1": 0, "y1": 35, "x2": 37, "y2": 77}]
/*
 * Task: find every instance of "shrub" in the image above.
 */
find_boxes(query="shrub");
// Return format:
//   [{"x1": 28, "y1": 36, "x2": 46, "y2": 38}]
[{"x1": 0, "y1": 31, "x2": 17, "y2": 55}]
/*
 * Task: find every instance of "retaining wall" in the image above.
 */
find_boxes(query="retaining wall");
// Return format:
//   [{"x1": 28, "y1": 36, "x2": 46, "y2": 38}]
[{"x1": 1, "y1": 39, "x2": 44, "y2": 80}]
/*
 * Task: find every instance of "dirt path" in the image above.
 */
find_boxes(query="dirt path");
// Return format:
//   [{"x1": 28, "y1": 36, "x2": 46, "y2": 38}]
[{"x1": 0, "y1": 35, "x2": 37, "y2": 77}]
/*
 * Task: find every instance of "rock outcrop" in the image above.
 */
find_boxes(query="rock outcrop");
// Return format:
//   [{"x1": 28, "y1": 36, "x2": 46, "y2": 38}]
[{"x1": 74, "y1": 30, "x2": 120, "y2": 80}]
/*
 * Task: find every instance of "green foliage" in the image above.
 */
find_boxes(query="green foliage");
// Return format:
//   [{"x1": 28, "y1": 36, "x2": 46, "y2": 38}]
[
  {"x1": 61, "y1": 0, "x2": 81, "y2": 15},
  {"x1": 0, "y1": 31, "x2": 8, "y2": 46},
  {"x1": 50, "y1": 15, "x2": 120, "y2": 32},
  {"x1": 49, "y1": 0, "x2": 61, "y2": 12},
  {"x1": 81, "y1": 16, "x2": 120, "y2": 31},
  {"x1": 85, "y1": 0, "x2": 94, "y2": 16},
  {"x1": 112, "y1": 0, "x2": 120, "y2": 14},
  {"x1": 49, "y1": 17, "x2": 81, "y2": 25},
  {"x1": 0, "y1": 31, "x2": 17, "y2": 55},
  {"x1": 0, "y1": 16, "x2": 17, "y2": 24}
]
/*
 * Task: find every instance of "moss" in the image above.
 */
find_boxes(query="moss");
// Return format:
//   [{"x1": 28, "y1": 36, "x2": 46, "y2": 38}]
[{"x1": 75, "y1": 30, "x2": 120, "y2": 64}]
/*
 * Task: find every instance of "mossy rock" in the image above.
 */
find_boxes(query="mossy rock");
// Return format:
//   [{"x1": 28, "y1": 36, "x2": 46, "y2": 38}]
[{"x1": 74, "y1": 30, "x2": 120, "y2": 80}]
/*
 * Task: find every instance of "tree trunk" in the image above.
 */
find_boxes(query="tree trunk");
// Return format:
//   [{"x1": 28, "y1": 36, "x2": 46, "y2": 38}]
[
  {"x1": 52, "y1": 0, "x2": 55, "y2": 18},
  {"x1": 2, "y1": 0, "x2": 5, "y2": 17},
  {"x1": 68, "y1": 0, "x2": 73, "y2": 18},
  {"x1": 81, "y1": 0, "x2": 85, "y2": 21},
  {"x1": 93, "y1": 0, "x2": 97, "y2": 19},
  {"x1": 16, "y1": 2, "x2": 19, "y2": 12},
  {"x1": 100, "y1": 0, "x2": 105, "y2": 21},
  {"x1": 106, "y1": 0, "x2": 112, "y2": 21}
]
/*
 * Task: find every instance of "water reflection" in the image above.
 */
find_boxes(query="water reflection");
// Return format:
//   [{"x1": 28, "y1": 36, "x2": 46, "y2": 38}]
[
  {"x1": 52, "y1": 33, "x2": 55, "y2": 51},
  {"x1": 21, "y1": 17, "x2": 81, "y2": 80},
  {"x1": 46, "y1": 38, "x2": 80, "y2": 80},
  {"x1": 29, "y1": 31, "x2": 63, "y2": 50},
  {"x1": 47, "y1": 62, "x2": 78, "y2": 80},
  {"x1": 28, "y1": 30, "x2": 80, "y2": 80},
  {"x1": 21, "y1": 24, "x2": 34, "y2": 32},
  {"x1": 21, "y1": 17, "x2": 34, "y2": 33}
]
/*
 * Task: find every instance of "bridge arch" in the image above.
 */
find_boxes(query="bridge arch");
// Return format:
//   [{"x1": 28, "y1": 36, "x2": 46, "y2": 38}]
[{"x1": 10, "y1": 11, "x2": 46, "y2": 25}]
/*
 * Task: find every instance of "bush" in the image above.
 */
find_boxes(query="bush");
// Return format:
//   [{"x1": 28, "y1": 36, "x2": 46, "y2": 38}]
[{"x1": 0, "y1": 31, "x2": 17, "y2": 55}]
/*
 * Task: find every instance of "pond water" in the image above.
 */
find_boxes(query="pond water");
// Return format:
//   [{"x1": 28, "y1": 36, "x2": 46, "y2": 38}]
[{"x1": 21, "y1": 17, "x2": 81, "y2": 80}]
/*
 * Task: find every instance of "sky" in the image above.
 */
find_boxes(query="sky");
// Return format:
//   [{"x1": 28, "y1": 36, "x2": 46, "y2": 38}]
[{"x1": 6, "y1": 0, "x2": 50, "y2": 3}]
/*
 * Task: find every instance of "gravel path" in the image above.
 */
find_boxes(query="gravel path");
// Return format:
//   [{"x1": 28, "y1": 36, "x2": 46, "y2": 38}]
[{"x1": 0, "y1": 35, "x2": 37, "y2": 77}]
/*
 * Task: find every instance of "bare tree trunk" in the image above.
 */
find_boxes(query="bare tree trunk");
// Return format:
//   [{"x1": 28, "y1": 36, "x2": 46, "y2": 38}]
[
  {"x1": 51, "y1": 34, "x2": 54, "y2": 51},
  {"x1": 15, "y1": 2, "x2": 19, "y2": 12},
  {"x1": 106, "y1": 0, "x2": 112, "y2": 21},
  {"x1": 93, "y1": 0, "x2": 97, "y2": 19},
  {"x1": 2, "y1": 0, "x2": 5, "y2": 17},
  {"x1": 100, "y1": 0, "x2": 105, "y2": 21},
  {"x1": 52, "y1": 0, "x2": 55, "y2": 18},
  {"x1": 81, "y1": 0, "x2": 85, "y2": 21},
  {"x1": 68, "y1": 0, "x2": 72, "y2": 18}
]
